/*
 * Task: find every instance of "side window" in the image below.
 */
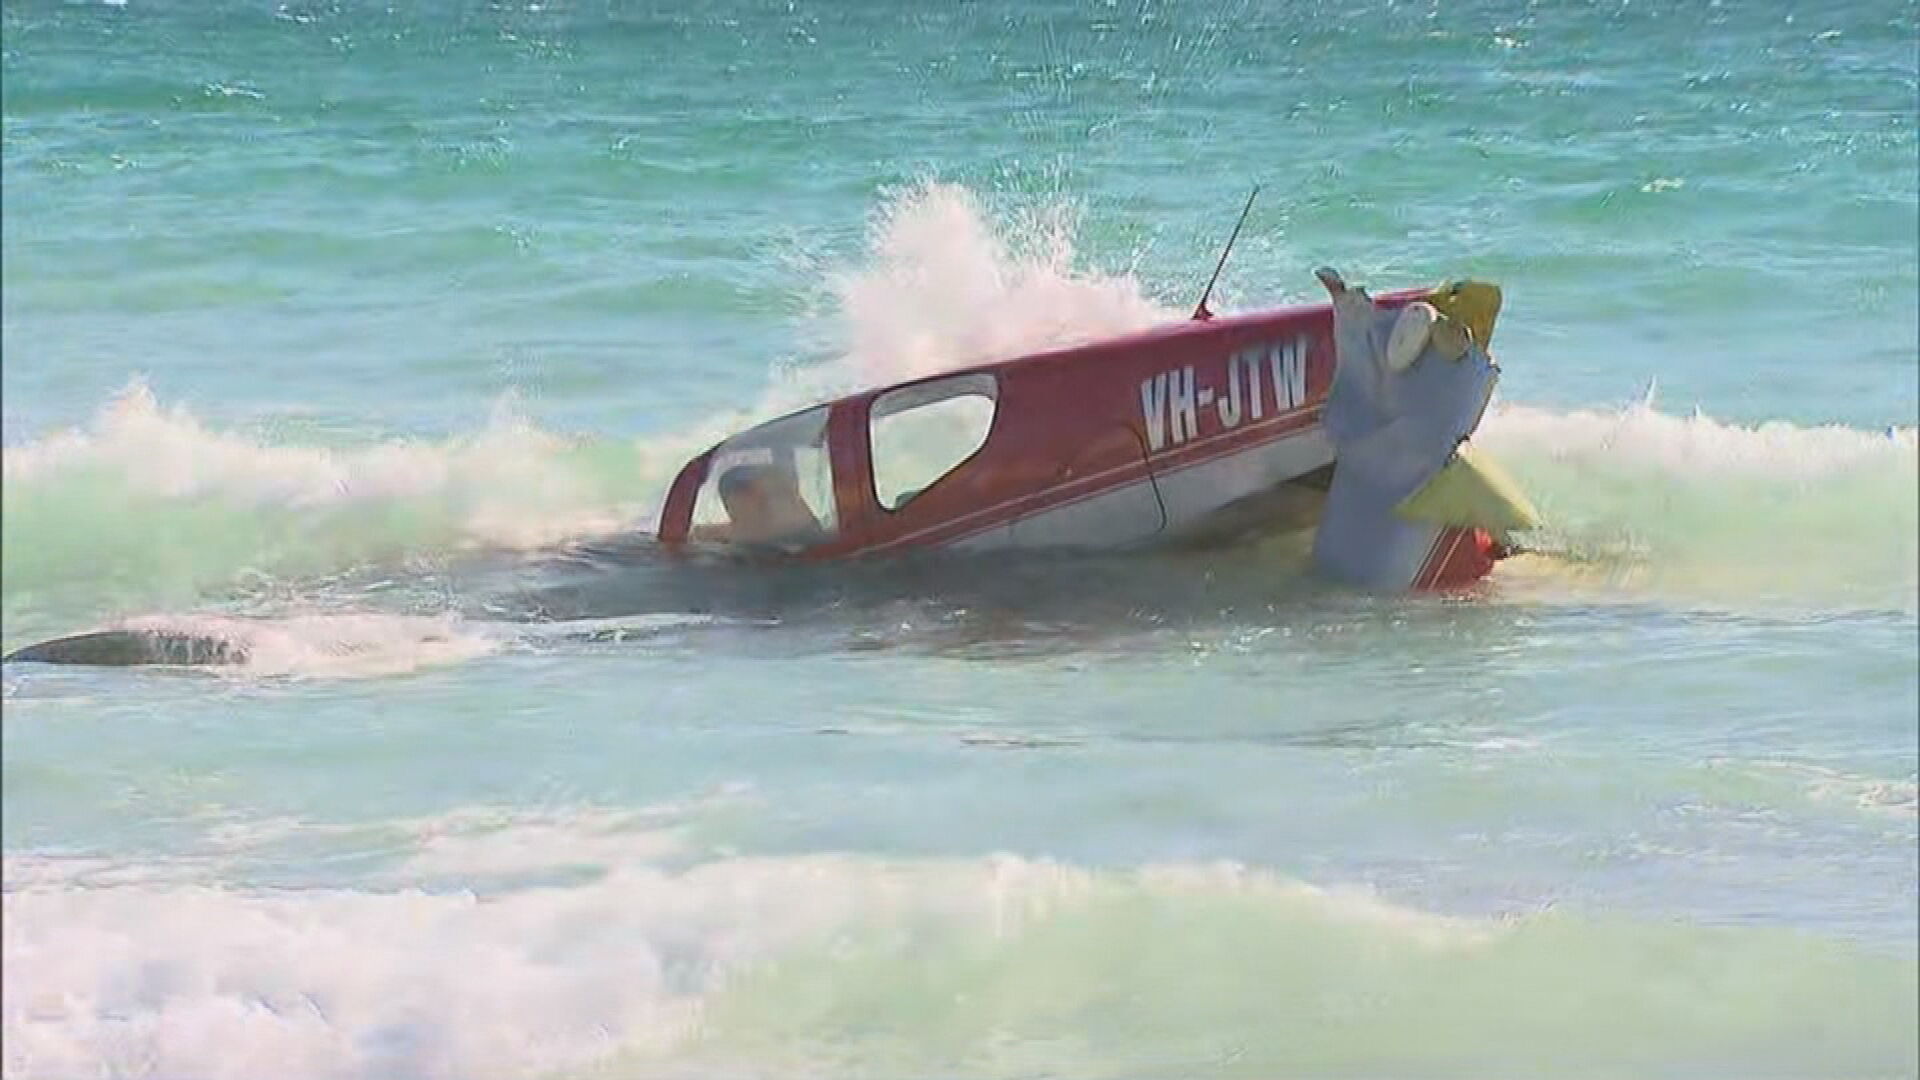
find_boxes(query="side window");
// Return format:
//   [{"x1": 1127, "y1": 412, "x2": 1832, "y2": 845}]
[{"x1": 869, "y1": 374, "x2": 998, "y2": 511}]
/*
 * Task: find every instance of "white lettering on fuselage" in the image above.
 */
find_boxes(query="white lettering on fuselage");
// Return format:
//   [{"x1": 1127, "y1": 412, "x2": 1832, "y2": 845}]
[
  {"x1": 1139, "y1": 368, "x2": 1169, "y2": 451},
  {"x1": 1268, "y1": 338, "x2": 1307, "y2": 416},
  {"x1": 1168, "y1": 365, "x2": 1197, "y2": 446},
  {"x1": 1138, "y1": 336, "x2": 1310, "y2": 453}
]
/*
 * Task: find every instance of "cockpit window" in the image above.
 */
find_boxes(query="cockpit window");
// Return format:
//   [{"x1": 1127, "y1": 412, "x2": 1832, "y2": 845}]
[{"x1": 690, "y1": 406, "x2": 837, "y2": 553}]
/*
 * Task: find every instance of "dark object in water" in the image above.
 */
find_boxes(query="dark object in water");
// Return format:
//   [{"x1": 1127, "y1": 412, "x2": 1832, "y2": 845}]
[{"x1": 2, "y1": 629, "x2": 247, "y2": 668}]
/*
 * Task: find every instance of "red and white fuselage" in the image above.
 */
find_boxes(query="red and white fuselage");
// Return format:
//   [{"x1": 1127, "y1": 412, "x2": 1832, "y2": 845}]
[{"x1": 657, "y1": 285, "x2": 1503, "y2": 590}]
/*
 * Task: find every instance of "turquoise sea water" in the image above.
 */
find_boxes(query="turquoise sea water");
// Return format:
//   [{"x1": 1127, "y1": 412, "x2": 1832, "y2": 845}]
[{"x1": 3, "y1": 1, "x2": 1917, "y2": 1076}]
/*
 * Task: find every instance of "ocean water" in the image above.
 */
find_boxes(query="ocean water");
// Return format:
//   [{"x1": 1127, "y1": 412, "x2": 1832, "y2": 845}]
[{"x1": 3, "y1": 0, "x2": 1917, "y2": 1076}]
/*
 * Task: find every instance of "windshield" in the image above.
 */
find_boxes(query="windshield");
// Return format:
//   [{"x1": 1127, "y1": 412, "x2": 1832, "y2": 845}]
[{"x1": 687, "y1": 406, "x2": 839, "y2": 554}]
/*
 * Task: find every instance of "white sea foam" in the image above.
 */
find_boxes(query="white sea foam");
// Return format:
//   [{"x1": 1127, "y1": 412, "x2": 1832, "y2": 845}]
[
  {"x1": 1477, "y1": 398, "x2": 1917, "y2": 609},
  {"x1": 3, "y1": 383, "x2": 656, "y2": 550},
  {"x1": 4, "y1": 814, "x2": 1913, "y2": 1080},
  {"x1": 818, "y1": 181, "x2": 1172, "y2": 392}
]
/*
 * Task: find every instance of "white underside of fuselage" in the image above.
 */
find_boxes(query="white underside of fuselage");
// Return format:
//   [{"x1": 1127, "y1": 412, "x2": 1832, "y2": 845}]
[{"x1": 949, "y1": 423, "x2": 1339, "y2": 554}]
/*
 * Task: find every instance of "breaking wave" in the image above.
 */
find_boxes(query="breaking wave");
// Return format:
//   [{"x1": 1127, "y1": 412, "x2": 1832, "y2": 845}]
[
  {"x1": 3, "y1": 183, "x2": 1914, "y2": 636},
  {"x1": 5, "y1": 389, "x2": 1909, "y2": 633},
  {"x1": 1479, "y1": 397, "x2": 1918, "y2": 611},
  {"x1": 4, "y1": 809, "x2": 1914, "y2": 1080},
  {"x1": 0, "y1": 384, "x2": 675, "y2": 641}
]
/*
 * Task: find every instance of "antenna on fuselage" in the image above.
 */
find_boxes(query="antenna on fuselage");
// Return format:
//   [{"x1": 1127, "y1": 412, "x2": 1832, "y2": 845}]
[{"x1": 1191, "y1": 184, "x2": 1260, "y2": 321}]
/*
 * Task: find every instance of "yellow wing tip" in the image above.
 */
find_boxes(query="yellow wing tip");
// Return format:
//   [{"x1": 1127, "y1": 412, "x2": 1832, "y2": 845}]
[
  {"x1": 1426, "y1": 280, "x2": 1503, "y2": 348},
  {"x1": 1394, "y1": 443, "x2": 1542, "y2": 538}
]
